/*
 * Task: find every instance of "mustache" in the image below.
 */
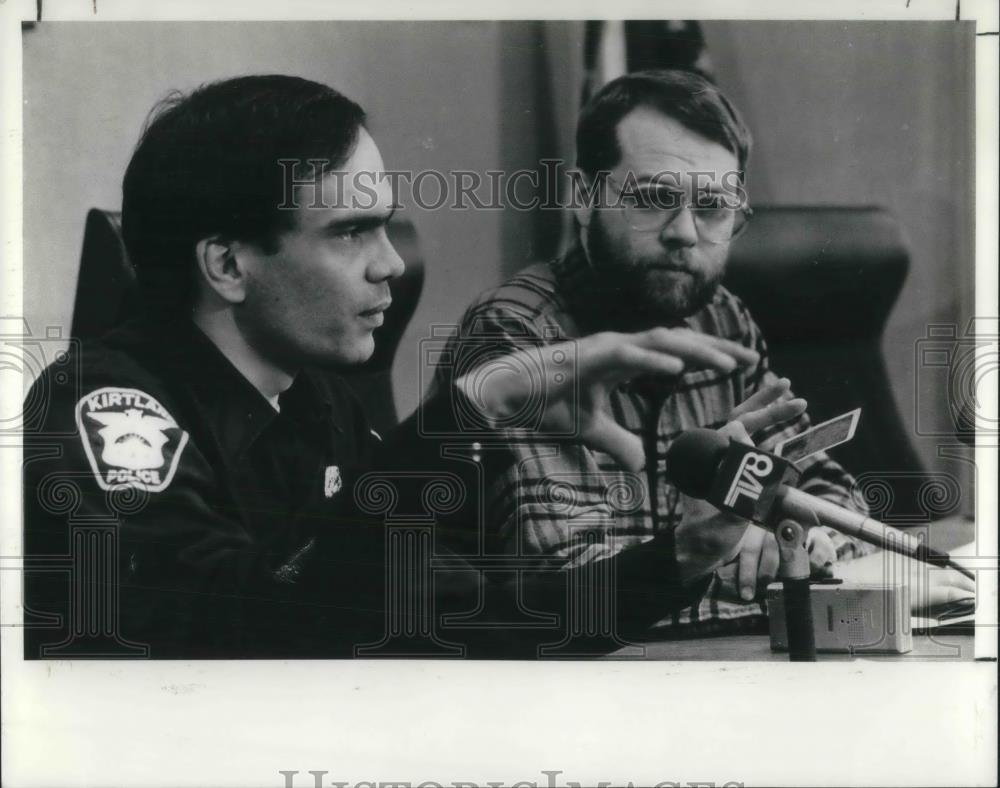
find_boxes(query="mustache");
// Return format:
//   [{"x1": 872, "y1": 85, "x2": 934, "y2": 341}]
[
  {"x1": 634, "y1": 252, "x2": 698, "y2": 273},
  {"x1": 587, "y1": 214, "x2": 702, "y2": 276}
]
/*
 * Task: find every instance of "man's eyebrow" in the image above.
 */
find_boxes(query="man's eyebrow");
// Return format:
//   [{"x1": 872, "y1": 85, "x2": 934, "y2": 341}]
[
  {"x1": 634, "y1": 178, "x2": 727, "y2": 194},
  {"x1": 321, "y1": 205, "x2": 398, "y2": 233},
  {"x1": 632, "y1": 173, "x2": 682, "y2": 186}
]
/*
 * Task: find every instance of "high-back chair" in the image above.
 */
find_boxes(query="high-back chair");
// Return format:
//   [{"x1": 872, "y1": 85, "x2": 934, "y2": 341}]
[{"x1": 724, "y1": 205, "x2": 923, "y2": 478}]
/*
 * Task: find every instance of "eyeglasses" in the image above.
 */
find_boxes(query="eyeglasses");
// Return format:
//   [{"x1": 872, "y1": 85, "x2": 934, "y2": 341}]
[{"x1": 606, "y1": 176, "x2": 753, "y2": 243}]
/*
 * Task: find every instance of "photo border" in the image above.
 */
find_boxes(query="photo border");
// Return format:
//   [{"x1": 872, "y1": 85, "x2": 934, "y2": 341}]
[{"x1": 1, "y1": 2, "x2": 996, "y2": 786}]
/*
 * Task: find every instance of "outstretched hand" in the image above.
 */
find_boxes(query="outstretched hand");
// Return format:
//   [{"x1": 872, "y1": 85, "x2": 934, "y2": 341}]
[
  {"x1": 681, "y1": 376, "x2": 816, "y2": 595},
  {"x1": 456, "y1": 327, "x2": 759, "y2": 471},
  {"x1": 730, "y1": 375, "x2": 806, "y2": 438},
  {"x1": 725, "y1": 376, "x2": 812, "y2": 599}
]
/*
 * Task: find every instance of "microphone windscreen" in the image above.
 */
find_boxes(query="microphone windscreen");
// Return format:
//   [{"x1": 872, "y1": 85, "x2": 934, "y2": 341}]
[{"x1": 665, "y1": 428, "x2": 729, "y2": 499}]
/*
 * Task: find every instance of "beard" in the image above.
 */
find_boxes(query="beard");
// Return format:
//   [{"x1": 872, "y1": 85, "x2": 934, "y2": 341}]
[{"x1": 586, "y1": 213, "x2": 724, "y2": 327}]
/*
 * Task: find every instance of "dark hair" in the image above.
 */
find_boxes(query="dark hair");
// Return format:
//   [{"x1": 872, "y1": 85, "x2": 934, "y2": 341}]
[
  {"x1": 122, "y1": 74, "x2": 366, "y2": 313},
  {"x1": 576, "y1": 69, "x2": 751, "y2": 179}
]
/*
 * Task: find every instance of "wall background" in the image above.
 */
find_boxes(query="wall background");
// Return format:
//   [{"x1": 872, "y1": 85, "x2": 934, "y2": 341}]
[
  {"x1": 22, "y1": 20, "x2": 974, "y2": 481},
  {"x1": 22, "y1": 20, "x2": 540, "y2": 423},
  {"x1": 702, "y1": 21, "x2": 976, "y2": 484}
]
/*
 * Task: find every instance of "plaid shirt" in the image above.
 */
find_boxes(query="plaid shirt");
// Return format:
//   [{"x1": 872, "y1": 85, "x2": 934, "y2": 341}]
[{"x1": 432, "y1": 244, "x2": 874, "y2": 634}]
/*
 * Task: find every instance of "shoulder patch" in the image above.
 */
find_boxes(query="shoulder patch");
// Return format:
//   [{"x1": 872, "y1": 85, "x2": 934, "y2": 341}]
[{"x1": 75, "y1": 387, "x2": 190, "y2": 492}]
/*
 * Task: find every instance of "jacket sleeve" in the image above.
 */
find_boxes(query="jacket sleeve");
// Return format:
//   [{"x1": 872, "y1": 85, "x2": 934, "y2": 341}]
[
  {"x1": 376, "y1": 329, "x2": 711, "y2": 650},
  {"x1": 22, "y1": 355, "x2": 384, "y2": 659}
]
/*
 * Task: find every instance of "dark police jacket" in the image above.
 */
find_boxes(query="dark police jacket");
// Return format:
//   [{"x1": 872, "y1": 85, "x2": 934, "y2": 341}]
[{"x1": 23, "y1": 315, "x2": 703, "y2": 659}]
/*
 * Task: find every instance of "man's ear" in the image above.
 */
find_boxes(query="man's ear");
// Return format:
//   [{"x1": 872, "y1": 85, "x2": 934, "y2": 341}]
[{"x1": 195, "y1": 236, "x2": 247, "y2": 305}]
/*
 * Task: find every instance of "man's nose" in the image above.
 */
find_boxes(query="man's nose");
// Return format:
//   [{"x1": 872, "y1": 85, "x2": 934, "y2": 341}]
[
  {"x1": 367, "y1": 233, "x2": 406, "y2": 282},
  {"x1": 660, "y1": 206, "x2": 699, "y2": 246}
]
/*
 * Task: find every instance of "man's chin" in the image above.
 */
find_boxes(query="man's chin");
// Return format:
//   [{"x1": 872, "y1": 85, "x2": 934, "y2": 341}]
[
  {"x1": 310, "y1": 335, "x2": 376, "y2": 368},
  {"x1": 339, "y1": 336, "x2": 377, "y2": 366},
  {"x1": 634, "y1": 272, "x2": 717, "y2": 322}
]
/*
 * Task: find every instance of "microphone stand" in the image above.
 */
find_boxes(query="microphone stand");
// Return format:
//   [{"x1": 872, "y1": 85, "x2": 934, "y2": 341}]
[{"x1": 774, "y1": 519, "x2": 816, "y2": 662}]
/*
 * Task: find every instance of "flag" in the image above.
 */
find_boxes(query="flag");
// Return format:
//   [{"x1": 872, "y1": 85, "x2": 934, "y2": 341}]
[{"x1": 581, "y1": 19, "x2": 714, "y2": 103}]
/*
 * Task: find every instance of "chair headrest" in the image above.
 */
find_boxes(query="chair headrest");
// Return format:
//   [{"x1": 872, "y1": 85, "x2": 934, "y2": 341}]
[{"x1": 724, "y1": 206, "x2": 909, "y2": 343}]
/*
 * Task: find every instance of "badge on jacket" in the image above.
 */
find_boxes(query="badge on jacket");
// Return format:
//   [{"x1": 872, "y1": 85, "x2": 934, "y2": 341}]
[
  {"x1": 76, "y1": 387, "x2": 189, "y2": 492},
  {"x1": 324, "y1": 465, "x2": 343, "y2": 498}
]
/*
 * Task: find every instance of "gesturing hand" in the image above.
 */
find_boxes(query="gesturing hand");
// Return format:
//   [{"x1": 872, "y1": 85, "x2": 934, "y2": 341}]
[
  {"x1": 730, "y1": 375, "x2": 806, "y2": 438},
  {"x1": 718, "y1": 525, "x2": 838, "y2": 601},
  {"x1": 456, "y1": 327, "x2": 759, "y2": 471},
  {"x1": 678, "y1": 377, "x2": 813, "y2": 593},
  {"x1": 726, "y1": 377, "x2": 808, "y2": 598},
  {"x1": 717, "y1": 378, "x2": 848, "y2": 600}
]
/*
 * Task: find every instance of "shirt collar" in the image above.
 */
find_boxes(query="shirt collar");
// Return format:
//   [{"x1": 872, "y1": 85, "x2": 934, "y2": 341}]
[{"x1": 139, "y1": 315, "x2": 336, "y2": 461}]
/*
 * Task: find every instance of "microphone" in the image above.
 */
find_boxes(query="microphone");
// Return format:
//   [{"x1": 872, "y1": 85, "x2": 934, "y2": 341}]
[{"x1": 666, "y1": 429, "x2": 975, "y2": 581}]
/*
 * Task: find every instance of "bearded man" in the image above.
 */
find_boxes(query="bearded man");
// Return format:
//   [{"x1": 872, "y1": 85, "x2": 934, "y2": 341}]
[{"x1": 430, "y1": 69, "x2": 876, "y2": 637}]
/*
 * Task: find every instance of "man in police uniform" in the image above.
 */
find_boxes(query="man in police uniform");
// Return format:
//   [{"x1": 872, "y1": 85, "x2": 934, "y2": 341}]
[{"x1": 23, "y1": 75, "x2": 762, "y2": 658}]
